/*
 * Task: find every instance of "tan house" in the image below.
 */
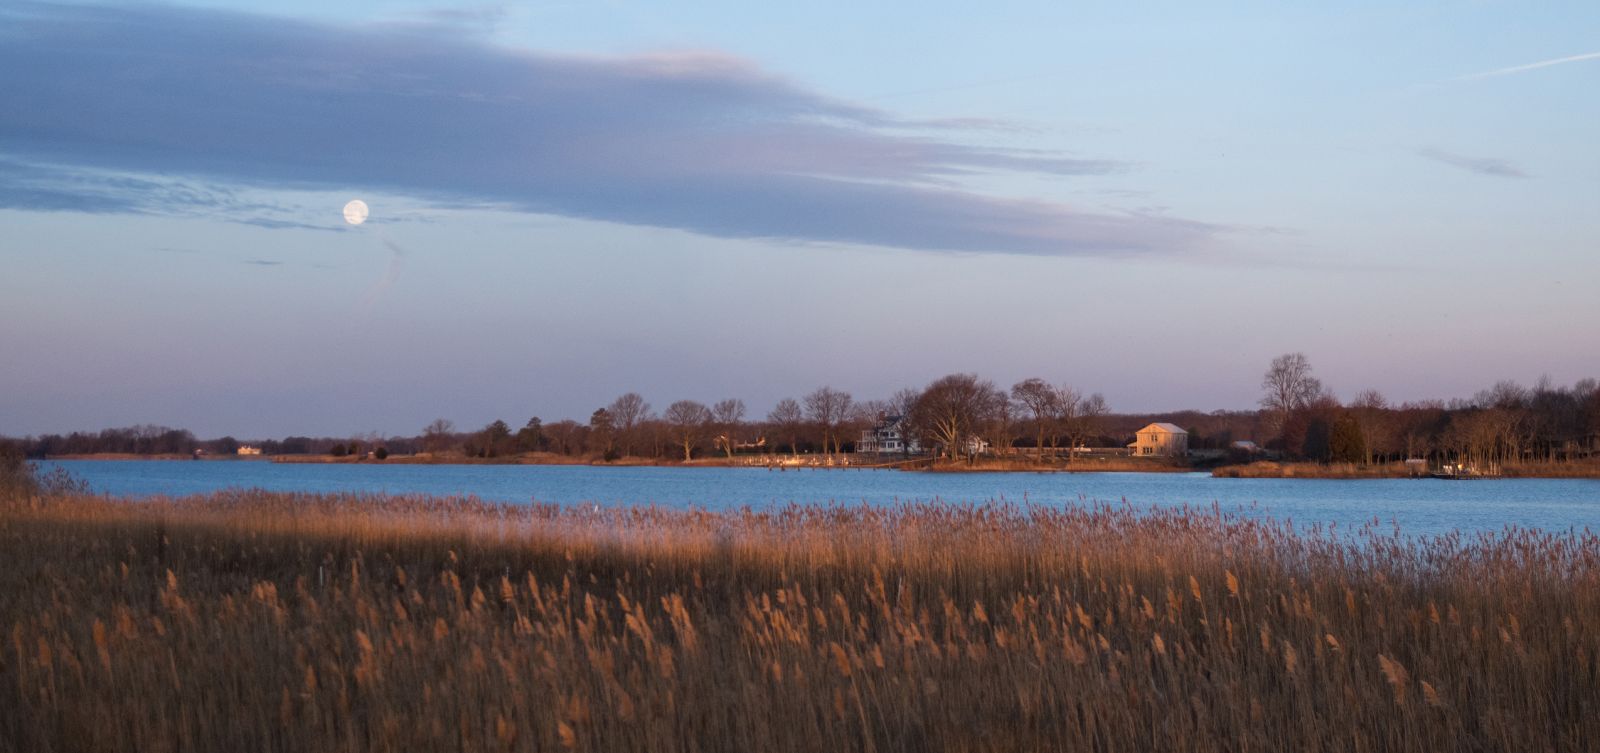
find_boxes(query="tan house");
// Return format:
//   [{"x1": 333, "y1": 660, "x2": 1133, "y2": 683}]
[{"x1": 1128, "y1": 423, "x2": 1188, "y2": 457}]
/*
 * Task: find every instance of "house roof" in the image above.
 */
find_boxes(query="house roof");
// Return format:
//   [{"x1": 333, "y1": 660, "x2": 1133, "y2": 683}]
[{"x1": 1140, "y1": 422, "x2": 1188, "y2": 434}]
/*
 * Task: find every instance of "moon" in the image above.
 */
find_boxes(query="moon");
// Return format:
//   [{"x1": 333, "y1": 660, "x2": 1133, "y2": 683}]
[{"x1": 342, "y1": 199, "x2": 369, "y2": 226}]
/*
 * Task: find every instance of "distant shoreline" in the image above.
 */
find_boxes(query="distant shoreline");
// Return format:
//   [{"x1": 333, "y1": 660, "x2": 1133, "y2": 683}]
[
  {"x1": 42, "y1": 453, "x2": 1600, "y2": 478},
  {"x1": 44, "y1": 451, "x2": 1188, "y2": 474},
  {"x1": 43, "y1": 453, "x2": 252, "y2": 462},
  {"x1": 269, "y1": 453, "x2": 1194, "y2": 474},
  {"x1": 1214, "y1": 460, "x2": 1600, "y2": 480}
]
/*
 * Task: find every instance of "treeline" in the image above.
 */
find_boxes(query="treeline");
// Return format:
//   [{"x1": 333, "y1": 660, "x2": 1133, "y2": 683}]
[
  {"x1": 16, "y1": 426, "x2": 424, "y2": 460},
  {"x1": 24, "y1": 425, "x2": 200, "y2": 457},
  {"x1": 407, "y1": 376, "x2": 1112, "y2": 463},
  {"x1": 1252, "y1": 354, "x2": 1600, "y2": 466},
  {"x1": 9, "y1": 358, "x2": 1599, "y2": 465}
]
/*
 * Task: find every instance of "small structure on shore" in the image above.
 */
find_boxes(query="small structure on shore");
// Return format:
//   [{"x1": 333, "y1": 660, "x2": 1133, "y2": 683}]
[
  {"x1": 1431, "y1": 462, "x2": 1501, "y2": 480},
  {"x1": 237, "y1": 445, "x2": 263, "y2": 456},
  {"x1": 1129, "y1": 423, "x2": 1189, "y2": 457}
]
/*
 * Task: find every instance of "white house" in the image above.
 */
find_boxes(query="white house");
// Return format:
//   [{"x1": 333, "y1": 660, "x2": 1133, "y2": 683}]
[
  {"x1": 1128, "y1": 423, "x2": 1188, "y2": 457},
  {"x1": 858, "y1": 414, "x2": 921, "y2": 455},
  {"x1": 236, "y1": 445, "x2": 263, "y2": 456}
]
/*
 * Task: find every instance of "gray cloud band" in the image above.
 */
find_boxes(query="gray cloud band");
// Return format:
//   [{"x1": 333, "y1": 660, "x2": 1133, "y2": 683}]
[{"x1": 0, "y1": 2, "x2": 1214, "y2": 255}]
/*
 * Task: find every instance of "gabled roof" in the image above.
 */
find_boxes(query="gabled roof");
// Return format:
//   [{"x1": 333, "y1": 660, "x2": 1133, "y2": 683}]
[{"x1": 1140, "y1": 422, "x2": 1188, "y2": 435}]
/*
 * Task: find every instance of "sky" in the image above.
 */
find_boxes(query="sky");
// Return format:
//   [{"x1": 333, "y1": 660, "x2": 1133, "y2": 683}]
[{"x1": 1, "y1": 0, "x2": 1597, "y2": 439}]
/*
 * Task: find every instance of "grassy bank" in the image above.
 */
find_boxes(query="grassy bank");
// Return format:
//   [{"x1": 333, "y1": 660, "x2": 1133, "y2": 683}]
[
  {"x1": 1212, "y1": 461, "x2": 1417, "y2": 479},
  {"x1": 1502, "y1": 461, "x2": 1600, "y2": 478},
  {"x1": 3, "y1": 490, "x2": 1598, "y2": 752}
]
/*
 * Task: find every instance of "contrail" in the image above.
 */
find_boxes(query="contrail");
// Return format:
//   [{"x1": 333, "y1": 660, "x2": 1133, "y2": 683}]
[
  {"x1": 362, "y1": 232, "x2": 408, "y2": 310},
  {"x1": 1459, "y1": 51, "x2": 1600, "y2": 80}
]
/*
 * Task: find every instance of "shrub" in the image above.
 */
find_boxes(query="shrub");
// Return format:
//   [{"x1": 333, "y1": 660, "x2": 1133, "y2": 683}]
[
  {"x1": 0, "y1": 439, "x2": 37, "y2": 497},
  {"x1": 0, "y1": 442, "x2": 89, "y2": 499}
]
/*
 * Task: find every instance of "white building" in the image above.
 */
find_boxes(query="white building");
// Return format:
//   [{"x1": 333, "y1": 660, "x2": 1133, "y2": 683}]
[
  {"x1": 237, "y1": 445, "x2": 263, "y2": 456},
  {"x1": 1128, "y1": 423, "x2": 1189, "y2": 457},
  {"x1": 858, "y1": 414, "x2": 921, "y2": 454}
]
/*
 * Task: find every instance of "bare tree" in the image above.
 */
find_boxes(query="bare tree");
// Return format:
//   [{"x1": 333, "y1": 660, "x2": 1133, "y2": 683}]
[
  {"x1": 804, "y1": 386, "x2": 853, "y2": 456},
  {"x1": 852, "y1": 399, "x2": 889, "y2": 424},
  {"x1": 711, "y1": 398, "x2": 747, "y2": 458},
  {"x1": 1011, "y1": 378, "x2": 1060, "y2": 461},
  {"x1": 1063, "y1": 391, "x2": 1108, "y2": 461},
  {"x1": 980, "y1": 389, "x2": 1015, "y2": 458},
  {"x1": 1476, "y1": 380, "x2": 1530, "y2": 410},
  {"x1": 767, "y1": 398, "x2": 804, "y2": 457},
  {"x1": 643, "y1": 418, "x2": 669, "y2": 459},
  {"x1": 1260, "y1": 353, "x2": 1324, "y2": 433},
  {"x1": 1350, "y1": 389, "x2": 1390, "y2": 465},
  {"x1": 1352, "y1": 389, "x2": 1387, "y2": 410},
  {"x1": 907, "y1": 374, "x2": 998, "y2": 462},
  {"x1": 664, "y1": 400, "x2": 712, "y2": 461},
  {"x1": 1053, "y1": 385, "x2": 1081, "y2": 454},
  {"x1": 422, "y1": 418, "x2": 455, "y2": 455},
  {"x1": 543, "y1": 420, "x2": 585, "y2": 456},
  {"x1": 606, "y1": 393, "x2": 651, "y2": 458},
  {"x1": 887, "y1": 387, "x2": 922, "y2": 419}
]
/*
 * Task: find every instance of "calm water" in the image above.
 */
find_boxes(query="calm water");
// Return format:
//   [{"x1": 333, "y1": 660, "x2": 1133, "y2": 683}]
[{"x1": 41, "y1": 460, "x2": 1600, "y2": 538}]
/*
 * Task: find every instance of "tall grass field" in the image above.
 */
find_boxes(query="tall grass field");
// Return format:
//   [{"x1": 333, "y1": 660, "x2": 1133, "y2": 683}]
[{"x1": 3, "y1": 486, "x2": 1598, "y2": 751}]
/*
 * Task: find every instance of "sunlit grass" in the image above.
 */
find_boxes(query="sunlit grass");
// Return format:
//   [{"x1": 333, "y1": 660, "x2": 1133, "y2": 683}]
[{"x1": 3, "y1": 490, "x2": 1598, "y2": 751}]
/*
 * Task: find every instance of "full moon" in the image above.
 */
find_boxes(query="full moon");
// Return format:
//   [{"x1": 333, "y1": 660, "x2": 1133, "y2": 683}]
[{"x1": 342, "y1": 199, "x2": 369, "y2": 226}]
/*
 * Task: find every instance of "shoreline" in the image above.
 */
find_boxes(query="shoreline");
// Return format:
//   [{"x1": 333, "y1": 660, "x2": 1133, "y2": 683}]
[
  {"x1": 47, "y1": 452, "x2": 1196, "y2": 474},
  {"x1": 41, "y1": 454, "x2": 1600, "y2": 479},
  {"x1": 1213, "y1": 460, "x2": 1600, "y2": 480}
]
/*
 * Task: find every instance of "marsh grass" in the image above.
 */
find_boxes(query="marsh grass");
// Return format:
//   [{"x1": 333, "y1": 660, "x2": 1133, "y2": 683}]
[{"x1": 2, "y1": 490, "x2": 1598, "y2": 752}]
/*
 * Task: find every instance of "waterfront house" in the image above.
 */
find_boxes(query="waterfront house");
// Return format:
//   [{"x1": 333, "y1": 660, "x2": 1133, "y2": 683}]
[
  {"x1": 1128, "y1": 423, "x2": 1189, "y2": 457},
  {"x1": 858, "y1": 414, "x2": 920, "y2": 455},
  {"x1": 237, "y1": 445, "x2": 263, "y2": 456}
]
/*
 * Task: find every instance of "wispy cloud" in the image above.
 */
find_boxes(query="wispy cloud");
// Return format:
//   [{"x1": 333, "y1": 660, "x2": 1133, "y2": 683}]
[
  {"x1": 0, "y1": 158, "x2": 343, "y2": 229},
  {"x1": 1459, "y1": 51, "x2": 1600, "y2": 80},
  {"x1": 0, "y1": 2, "x2": 1213, "y2": 256},
  {"x1": 1415, "y1": 148, "x2": 1529, "y2": 179}
]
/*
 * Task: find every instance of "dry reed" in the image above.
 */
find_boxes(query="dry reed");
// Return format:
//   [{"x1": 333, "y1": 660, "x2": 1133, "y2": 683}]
[{"x1": 2, "y1": 489, "x2": 1598, "y2": 752}]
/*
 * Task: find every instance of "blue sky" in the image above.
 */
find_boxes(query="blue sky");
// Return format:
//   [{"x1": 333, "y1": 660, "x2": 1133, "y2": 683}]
[{"x1": 1, "y1": 0, "x2": 1597, "y2": 438}]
